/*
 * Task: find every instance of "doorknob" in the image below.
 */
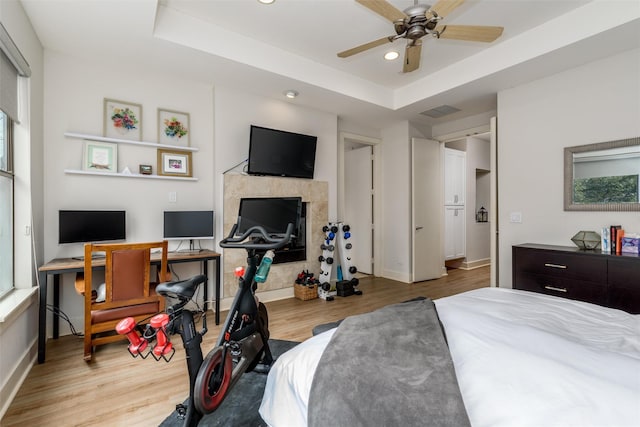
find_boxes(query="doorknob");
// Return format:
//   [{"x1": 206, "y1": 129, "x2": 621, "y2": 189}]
[{"x1": 415, "y1": 226, "x2": 424, "y2": 231}]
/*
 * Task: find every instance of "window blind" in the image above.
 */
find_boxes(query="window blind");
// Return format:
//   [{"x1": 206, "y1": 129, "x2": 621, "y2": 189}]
[{"x1": 0, "y1": 23, "x2": 31, "y2": 123}]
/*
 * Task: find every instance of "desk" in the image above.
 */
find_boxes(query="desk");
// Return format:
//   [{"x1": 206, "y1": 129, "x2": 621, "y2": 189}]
[{"x1": 37, "y1": 250, "x2": 221, "y2": 364}]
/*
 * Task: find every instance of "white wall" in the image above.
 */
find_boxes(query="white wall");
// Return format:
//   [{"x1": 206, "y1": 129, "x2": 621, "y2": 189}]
[
  {"x1": 466, "y1": 137, "x2": 491, "y2": 264},
  {"x1": 214, "y1": 86, "x2": 338, "y2": 232},
  {"x1": 0, "y1": 0, "x2": 44, "y2": 418},
  {"x1": 497, "y1": 48, "x2": 640, "y2": 287},
  {"x1": 381, "y1": 121, "x2": 412, "y2": 282},
  {"x1": 42, "y1": 51, "x2": 216, "y2": 335}
]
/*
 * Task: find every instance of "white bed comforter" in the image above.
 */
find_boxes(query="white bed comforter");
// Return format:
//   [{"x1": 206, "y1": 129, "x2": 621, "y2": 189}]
[{"x1": 259, "y1": 288, "x2": 640, "y2": 427}]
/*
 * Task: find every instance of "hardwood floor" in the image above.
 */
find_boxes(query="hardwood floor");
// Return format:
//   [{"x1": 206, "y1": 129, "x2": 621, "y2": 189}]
[{"x1": 2, "y1": 267, "x2": 489, "y2": 426}]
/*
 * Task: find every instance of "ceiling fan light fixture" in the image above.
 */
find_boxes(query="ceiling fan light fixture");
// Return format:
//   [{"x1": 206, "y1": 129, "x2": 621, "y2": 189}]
[
  {"x1": 257, "y1": 0, "x2": 275, "y2": 4},
  {"x1": 284, "y1": 90, "x2": 299, "y2": 99},
  {"x1": 384, "y1": 51, "x2": 399, "y2": 61}
]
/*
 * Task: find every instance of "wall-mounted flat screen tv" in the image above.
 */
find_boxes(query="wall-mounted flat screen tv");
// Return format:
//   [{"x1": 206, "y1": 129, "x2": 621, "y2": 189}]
[
  {"x1": 59, "y1": 210, "x2": 126, "y2": 244},
  {"x1": 248, "y1": 125, "x2": 317, "y2": 179},
  {"x1": 163, "y1": 211, "x2": 215, "y2": 240},
  {"x1": 236, "y1": 197, "x2": 302, "y2": 237}
]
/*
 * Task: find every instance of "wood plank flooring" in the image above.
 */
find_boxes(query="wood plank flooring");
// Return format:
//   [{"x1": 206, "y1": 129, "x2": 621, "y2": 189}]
[{"x1": 2, "y1": 267, "x2": 489, "y2": 426}]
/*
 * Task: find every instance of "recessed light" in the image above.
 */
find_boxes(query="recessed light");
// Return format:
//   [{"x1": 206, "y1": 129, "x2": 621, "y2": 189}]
[
  {"x1": 258, "y1": 0, "x2": 275, "y2": 4},
  {"x1": 284, "y1": 90, "x2": 299, "y2": 99},
  {"x1": 384, "y1": 51, "x2": 399, "y2": 61}
]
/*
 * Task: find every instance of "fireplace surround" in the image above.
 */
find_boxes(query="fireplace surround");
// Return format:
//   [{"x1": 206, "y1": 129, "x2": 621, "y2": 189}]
[{"x1": 223, "y1": 174, "x2": 329, "y2": 298}]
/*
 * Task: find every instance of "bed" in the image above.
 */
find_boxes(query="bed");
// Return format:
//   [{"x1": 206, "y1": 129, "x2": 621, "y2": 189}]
[{"x1": 259, "y1": 287, "x2": 640, "y2": 426}]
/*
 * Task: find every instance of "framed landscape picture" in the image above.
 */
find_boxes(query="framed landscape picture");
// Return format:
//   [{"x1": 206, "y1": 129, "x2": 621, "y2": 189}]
[
  {"x1": 157, "y1": 148, "x2": 192, "y2": 177},
  {"x1": 158, "y1": 108, "x2": 190, "y2": 147},
  {"x1": 104, "y1": 98, "x2": 142, "y2": 141},
  {"x1": 83, "y1": 141, "x2": 117, "y2": 173}
]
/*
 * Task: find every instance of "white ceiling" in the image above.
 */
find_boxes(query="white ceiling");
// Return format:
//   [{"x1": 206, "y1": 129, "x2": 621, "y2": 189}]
[{"x1": 20, "y1": 0, "x2": 640, "y2": 129}]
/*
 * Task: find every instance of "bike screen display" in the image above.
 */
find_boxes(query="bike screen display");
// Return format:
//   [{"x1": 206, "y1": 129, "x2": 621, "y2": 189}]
[{"x1": 236, "y1": 197, "x2": 302, "y2": 237}]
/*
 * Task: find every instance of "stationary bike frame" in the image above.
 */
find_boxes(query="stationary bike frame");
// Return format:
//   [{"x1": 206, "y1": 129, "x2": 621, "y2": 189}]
[{"x1": 116, "y1": 223, "x2": 293, "y2": 427}]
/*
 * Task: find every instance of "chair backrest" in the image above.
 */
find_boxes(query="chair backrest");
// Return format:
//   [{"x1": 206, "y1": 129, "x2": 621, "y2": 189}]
[{"x1": 84, "y1": 241, "x2": 168, "y2": 309}]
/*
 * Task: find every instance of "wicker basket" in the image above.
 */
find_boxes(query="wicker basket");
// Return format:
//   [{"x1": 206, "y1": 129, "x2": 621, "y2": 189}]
[{"x1": 294, "y1": 283, "x2": 318, "y2": 301}]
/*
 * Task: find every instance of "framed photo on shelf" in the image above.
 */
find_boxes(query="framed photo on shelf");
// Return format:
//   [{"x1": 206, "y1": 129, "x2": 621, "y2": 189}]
[
  {"x1": 104, "y1": 98, "x2": 142, "y2": 141},
  {"x1": 157, "y1": 148, "x2": 192, "y2": 177},
  {"x1": 158, "y1": 108, "x2": 190, "y2": 147},
  {"x1": 83, "y1": 141, "x2": 117, "y2": 173}
]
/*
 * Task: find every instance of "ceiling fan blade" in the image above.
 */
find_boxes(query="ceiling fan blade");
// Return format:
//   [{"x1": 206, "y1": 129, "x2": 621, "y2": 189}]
[
  {"x1": 356, "y1": 0, "x2": 407, "y2": 23},
  {"x1": 429, "y1": 0, "x2": 465, "y2": 18},
  {"x1": 436, "y1": 25, "x2": 504, "y2": 42},
  {"x1": 338, "y1": 36, "x2": 393, "y2": 58},
  {"x1": 403, "y1": 41, "x2": 422, "y2": 73}
]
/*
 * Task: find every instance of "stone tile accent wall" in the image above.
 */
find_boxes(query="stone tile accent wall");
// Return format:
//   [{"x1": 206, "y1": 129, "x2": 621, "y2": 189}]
[{"x1": 223, "y1": 174, "x2": 329, "y2": 298}]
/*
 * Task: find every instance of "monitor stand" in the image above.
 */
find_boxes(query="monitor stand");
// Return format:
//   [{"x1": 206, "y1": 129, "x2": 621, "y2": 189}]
[
  {"x1": 71, "y1": 252, "x2": 106, "y2": 261},
  {"x1": 177, "y1": 239, "x2": 204, "y2": 254}
]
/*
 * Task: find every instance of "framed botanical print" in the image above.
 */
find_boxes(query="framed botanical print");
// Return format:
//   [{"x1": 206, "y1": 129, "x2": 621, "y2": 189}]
[
  {"x1": 104, "y1": 98, "x2": 142, "y2": 141},
  {"x1": 158, "y1": 109, "x2": 190, "y2": 147}
]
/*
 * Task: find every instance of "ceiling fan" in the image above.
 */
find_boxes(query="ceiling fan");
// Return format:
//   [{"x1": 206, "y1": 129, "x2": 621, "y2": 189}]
[{"x1": 338, "y1": 0, "x2": 504, "y2": 73}]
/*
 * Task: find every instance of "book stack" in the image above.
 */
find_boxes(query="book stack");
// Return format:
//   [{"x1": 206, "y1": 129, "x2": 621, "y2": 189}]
[{"x1": 601, "y1": 225, "x2": 626, "y2": 254}]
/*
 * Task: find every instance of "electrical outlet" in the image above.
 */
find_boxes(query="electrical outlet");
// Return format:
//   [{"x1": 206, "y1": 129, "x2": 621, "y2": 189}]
[{"x1": 169, "y1": 191, "x2": 177, "y2": 203}]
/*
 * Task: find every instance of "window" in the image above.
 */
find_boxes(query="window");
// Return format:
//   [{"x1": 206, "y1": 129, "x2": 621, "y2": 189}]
[{"x1": 0, "y1": 109, "x2": 13, "y2": 297}]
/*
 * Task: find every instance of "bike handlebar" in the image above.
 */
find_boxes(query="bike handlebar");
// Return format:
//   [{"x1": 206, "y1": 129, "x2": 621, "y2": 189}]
[{"x1": 219, "y1": 223, "x2": 294, "y2": 250}]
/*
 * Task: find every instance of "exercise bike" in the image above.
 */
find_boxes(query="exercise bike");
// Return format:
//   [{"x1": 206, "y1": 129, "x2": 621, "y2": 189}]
[{"x1": 116, "y1": 222, "x2": 294, "y2": 427}]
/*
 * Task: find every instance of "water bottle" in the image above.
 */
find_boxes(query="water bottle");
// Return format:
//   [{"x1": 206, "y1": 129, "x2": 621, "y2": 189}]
[{"x1": 255, "y1": 250, "x2": 275, "y2": 283}]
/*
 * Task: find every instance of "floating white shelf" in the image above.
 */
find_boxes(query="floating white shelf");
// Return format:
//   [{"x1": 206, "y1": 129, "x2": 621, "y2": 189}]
[
  {"x1": 64, "y1": 132, "x2": 199, "y2": 152},
  {"x1": 64, "y1": 169, "x2": 198, "y2": 181}
]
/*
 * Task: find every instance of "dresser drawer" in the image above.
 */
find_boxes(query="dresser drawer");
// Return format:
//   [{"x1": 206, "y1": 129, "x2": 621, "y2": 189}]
[
  {"x1": 607, "y1": 257, "x2": 640, "y2": 314},
  {"x1": 513, "y1": 247, "x2": 607, "y2": 282},
  {"x1": 514, "y1": 272, "x2": 608, "y2": 306}
]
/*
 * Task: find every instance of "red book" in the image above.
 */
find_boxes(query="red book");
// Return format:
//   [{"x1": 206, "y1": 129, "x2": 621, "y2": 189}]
[{"x1": 616, "y1": 229, "x2": 624, "y2": 255}]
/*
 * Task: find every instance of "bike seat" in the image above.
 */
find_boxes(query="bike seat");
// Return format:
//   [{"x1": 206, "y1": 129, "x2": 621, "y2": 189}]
[{"x1": 156, "y1": 274, "x2": 207, "y2": 301}]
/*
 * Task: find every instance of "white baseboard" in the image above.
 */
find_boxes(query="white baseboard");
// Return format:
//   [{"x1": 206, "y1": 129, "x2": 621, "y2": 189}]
[
  {"x1": 446, "y1": 258, "x2": 491, "y2": 270},
  {"x1": 0, "y1": 337, "x2": 37, "y2": 420}
]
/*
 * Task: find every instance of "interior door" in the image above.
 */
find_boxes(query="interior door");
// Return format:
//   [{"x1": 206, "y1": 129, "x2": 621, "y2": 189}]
[
  {"x1": 412, "y1": 138, "x2": 443, "y2": 282},
  {"x1": 344, "y1": 145, "x2": 373, "y2": 274}
]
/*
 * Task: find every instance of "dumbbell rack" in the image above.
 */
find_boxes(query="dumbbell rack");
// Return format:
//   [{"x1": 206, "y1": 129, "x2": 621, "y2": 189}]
[{"x1": 317, "y1": 222, "x2": 361, "y2": 301}]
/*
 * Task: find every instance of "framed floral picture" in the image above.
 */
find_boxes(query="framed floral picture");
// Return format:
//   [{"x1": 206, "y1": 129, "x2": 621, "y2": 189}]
[
  {"x1": 83, "y1": 141, "x2": 117, "y2": 173},
  {"x1": 158, "y1": 109, "x2": 190, "y2": 147},
  {"x1": 157, "y1": 148, "x2": 192, "y2": 177},
  {"x1": 104, "y1": 98, "x2": 142, "y2": 141}
]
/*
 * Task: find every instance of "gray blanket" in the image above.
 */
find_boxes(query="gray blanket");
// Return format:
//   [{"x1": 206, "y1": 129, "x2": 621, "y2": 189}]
[{"x1": 308, "y1": 298, "x2": 470, "y2": 427}]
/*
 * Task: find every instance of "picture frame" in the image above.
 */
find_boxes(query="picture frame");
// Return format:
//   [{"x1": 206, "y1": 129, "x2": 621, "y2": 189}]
[
  {"x1": 139, "y1": 164, "x2": 152, "y2": 175},
  {"x1": 83, "y1": 141, "x2": 118, "y2": 173},
  {"x1": 104, "y1": 98, "x2": 142, "y2": 141},
  {"x1": 158, "y1": 108, "x2": 190, "y2": 147},
  {"x1": 157, "y1": 149, "x2": 192, "y2": 177}
]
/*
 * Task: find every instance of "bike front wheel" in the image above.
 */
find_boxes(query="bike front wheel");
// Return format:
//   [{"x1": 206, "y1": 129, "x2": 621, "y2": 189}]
[{"x1": 194, "y1": 345, "x2": 233, "y2": 414}]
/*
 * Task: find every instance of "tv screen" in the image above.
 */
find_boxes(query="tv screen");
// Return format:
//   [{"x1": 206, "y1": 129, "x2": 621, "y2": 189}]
[
  {"x1": 163, "y1": 211, "x2": 215, "y2": 240},
  {"x1": 236, "y1": 197, "x2": 302, "y2": 237},
  {"x1": 248, "y1": 125, "x2": 317, "y2": 179},
  {"x1": 59, "y1": 210, "x2": 126, "y2": 244}
]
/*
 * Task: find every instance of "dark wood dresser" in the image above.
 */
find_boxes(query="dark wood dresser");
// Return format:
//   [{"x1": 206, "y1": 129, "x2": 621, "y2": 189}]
[{"x1": 512, "y1": 243, "x2": 640, "y2": 314}]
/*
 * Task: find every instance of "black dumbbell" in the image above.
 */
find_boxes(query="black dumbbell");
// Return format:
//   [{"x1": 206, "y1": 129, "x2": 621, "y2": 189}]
[
  {"x1": 342, "y1": 224, "x2": 350, "y2": 232},
  {"x1": 345, "y1": 243, "x2": 352, "y2": 250},
  {"x1": 349, "y1": 266, "x2": 357, "y2": 274}
]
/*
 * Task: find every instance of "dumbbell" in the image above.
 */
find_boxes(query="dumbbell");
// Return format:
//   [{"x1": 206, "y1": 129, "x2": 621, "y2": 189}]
[
  {"x1": 116, "y1": 317, "x2": 148, "y2": 356},
  {"x1": 342, "y1": 225, "x2": 350, "y2": 232}
]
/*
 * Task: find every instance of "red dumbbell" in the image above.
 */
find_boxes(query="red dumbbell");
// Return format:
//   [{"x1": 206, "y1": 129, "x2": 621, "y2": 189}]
[
  {"x1": 116, "y1": 317, "x2": 148, "y2": 356},
  {"x1": 150, "y1": 313, "x2": 173, "y2": 357}
]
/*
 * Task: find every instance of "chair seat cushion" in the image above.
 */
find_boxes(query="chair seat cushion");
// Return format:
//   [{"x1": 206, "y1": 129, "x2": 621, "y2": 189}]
[{"x1": 91, "y1": 301, "x2": 160, "y2": 324}]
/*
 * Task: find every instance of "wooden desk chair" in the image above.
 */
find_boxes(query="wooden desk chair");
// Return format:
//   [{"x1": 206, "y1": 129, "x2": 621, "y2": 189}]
[{"x1": 82, "y1": 241, "x2": 169, "y2": 361}]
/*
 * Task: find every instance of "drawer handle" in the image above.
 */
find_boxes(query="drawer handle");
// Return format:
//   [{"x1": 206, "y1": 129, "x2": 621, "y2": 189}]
[
  {"x1": 544, "y1": 263, "x2": 567, "y2": 269},
  {"x1": 544, "y1": 285, "x2": 568, "y2": 293}
]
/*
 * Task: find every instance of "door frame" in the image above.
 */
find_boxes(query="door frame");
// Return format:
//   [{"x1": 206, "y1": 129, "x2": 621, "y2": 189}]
[{"x1": 338, "y1": 131, "x2": 383, "y2": 276}]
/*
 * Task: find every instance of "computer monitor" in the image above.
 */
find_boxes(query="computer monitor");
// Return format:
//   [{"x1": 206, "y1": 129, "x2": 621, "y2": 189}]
[
  {"x1": 58, "y1": 210, "x2": 126, "y2": 244},
  {"x1": 163, "y1": 211, "x2": 215, "y2": 241}
]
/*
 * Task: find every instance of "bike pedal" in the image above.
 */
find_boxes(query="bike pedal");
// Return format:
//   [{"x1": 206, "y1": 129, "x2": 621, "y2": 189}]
[{"x1": 175, "y1": 403, "x2": 187, "y2": 420}]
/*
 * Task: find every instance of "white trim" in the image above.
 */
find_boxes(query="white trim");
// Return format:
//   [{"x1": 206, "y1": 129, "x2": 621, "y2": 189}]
[{"x1": 0, "y1": 287, "x2": 37, "y2": 326}]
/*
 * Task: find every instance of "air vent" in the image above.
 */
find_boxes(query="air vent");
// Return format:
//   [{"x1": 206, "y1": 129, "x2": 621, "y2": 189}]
[{"x1": 420, "y1": 105, "x2": 461, "y2": 118}]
